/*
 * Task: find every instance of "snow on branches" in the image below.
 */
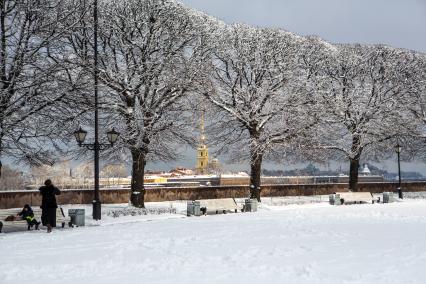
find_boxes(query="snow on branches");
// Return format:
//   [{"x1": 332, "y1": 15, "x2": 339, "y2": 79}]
[
  {"x1": 67, "y1": 0, "x2": 211, "y2": 206},
  {"x1": 200, "y1": 24, "x2": 316, "y2": 199},
  {"x1": 0, "y1": 0, "x2": 86, "y2": 176},
  {"x1": 305, "y1": 44, "x2": 423, "y2": 190},
  {"x1": 2, "y1": 0, "x2": 425, "y2": 198}
]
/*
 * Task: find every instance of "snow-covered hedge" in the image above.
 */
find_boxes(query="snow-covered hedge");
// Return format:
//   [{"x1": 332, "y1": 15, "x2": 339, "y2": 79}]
[
  {"x1": 402, "y1": 191, "x2": 426, "y2": 199},
  {"x1": 106, "y1": 207, "x2": 177, "y2": 218}
]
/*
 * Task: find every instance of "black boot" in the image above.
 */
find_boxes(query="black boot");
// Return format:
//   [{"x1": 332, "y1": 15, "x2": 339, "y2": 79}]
[{"x1": 35, "y1": 221, "x2": 40, "y2": 230}]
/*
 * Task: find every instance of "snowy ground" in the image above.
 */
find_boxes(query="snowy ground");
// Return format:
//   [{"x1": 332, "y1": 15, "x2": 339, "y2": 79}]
[{"x1": 1, "y1": 196, "x2": 426, "y2": 284}]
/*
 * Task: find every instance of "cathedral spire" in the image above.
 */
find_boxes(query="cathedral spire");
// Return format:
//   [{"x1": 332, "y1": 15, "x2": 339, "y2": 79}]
[
  {"x1": 200, "y1": 111, "x2": 205, "y2": 142},
  {"x1": 196, "y1": 110, "x2": 209, "y2": 174}
]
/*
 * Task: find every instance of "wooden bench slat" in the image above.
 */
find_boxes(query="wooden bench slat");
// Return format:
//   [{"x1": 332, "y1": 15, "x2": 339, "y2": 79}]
[
  {"x1": 198, "y1": 198, "x2": 242, "y2": 214},
  {"x1": 335, "y1": 192, "x2": 374, "y2": 204},
  {"x1": 0, "y1": 207, "x2": 71, "y2": 233}
]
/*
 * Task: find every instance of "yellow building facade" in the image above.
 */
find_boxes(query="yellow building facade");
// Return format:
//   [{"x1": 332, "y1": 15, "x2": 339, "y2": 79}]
[{"x1": 196, "y1": 143, "x2": 209, "y2": 174}]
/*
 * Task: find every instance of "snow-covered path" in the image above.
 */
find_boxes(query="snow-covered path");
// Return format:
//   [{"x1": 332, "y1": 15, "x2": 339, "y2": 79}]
[{"x1": 1, "y1": 200, "x2": 426, "y2": 284}]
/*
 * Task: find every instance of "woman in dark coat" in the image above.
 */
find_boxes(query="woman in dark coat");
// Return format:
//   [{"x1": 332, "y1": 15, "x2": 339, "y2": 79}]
[{"x1": 39, "y1": 179, "x2": 61, "y2": 233}]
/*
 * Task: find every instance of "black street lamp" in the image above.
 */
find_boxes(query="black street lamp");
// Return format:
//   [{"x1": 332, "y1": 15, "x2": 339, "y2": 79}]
[
  {"x1": 395, "y1": 143, "x2": 403, "y2": 199},
  {"x1": 73, "y1": 0, "x2": 117, "y2": 220},
  {"x1": 73, "y1": 126, "x2": 87, "y2": 147},
  {"x1": 106, "y1": 128, "x2": 120, "y2": 146},
  {"x1": 74, "y1": 126, "x2": 119, "y2": 220},
  {"x1": 74, "y1": 127, "x2": 119, "y2": 148}
]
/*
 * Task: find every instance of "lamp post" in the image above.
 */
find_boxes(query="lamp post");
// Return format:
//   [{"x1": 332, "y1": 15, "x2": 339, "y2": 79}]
[
  {"x1": 74, "y1": 0, "x2": 105, "y2": 220},
  {"x1": 74, "y1": 127, "x2": 119, "y2": 219},
  {"x1": 73, "y1": 0, "x2": 110, "y2": 221},
  {"x1": 395, "y1": 143, "x2": 403, "y2": 199}
]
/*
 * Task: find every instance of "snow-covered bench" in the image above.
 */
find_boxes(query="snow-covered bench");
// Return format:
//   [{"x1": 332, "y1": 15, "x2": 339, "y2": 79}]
[
  {"x1": 199, "y1": 198, "x2": 243, "y2": 215},
  {"x1": 333, "y1": 192, "x2": 375, "y2": 205},
  {"x1": 0, "y1": 207, "x2": 71, "y2": 233}
]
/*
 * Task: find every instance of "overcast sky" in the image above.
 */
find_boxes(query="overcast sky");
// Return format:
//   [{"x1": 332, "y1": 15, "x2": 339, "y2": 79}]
[{"x1": 181, "y1": 0, "x2": 426, "y2": 53}]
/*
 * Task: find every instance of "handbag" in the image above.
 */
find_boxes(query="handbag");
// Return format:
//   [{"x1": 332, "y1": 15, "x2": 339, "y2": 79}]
[{"x1": 5, "y1": 215, "x2": 17, "y2": 221}]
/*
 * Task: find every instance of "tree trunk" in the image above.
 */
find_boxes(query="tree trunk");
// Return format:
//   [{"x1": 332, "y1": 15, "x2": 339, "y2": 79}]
[
  {"x1": 130, "y1": 149, "x2": 146, "y2": 208},
  {"x1": 348, "y1": 135, "x2": 362, "y2": 192},
  {"x1": 349, "y1": 158, "x2": 359, "y2": 192},
  {"x1": 1, "y1": 1, "x2": 6, "y2": 180},
  {"x1": 249, "y1": 133, "x2": 263, "y2": 202},
  {"x1": 249, "y1": 153, "x2": 262, "y2": 202}
]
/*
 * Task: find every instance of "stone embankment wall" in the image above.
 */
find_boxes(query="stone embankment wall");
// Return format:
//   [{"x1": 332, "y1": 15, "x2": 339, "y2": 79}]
[{"x1": 1, "y1": 182, "x2": 425, "y2": 209}]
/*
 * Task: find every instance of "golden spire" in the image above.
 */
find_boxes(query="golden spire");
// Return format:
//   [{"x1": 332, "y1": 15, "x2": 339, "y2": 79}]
[{"x1": 200, "y1": 111, "x2": 205, "y2": 142}]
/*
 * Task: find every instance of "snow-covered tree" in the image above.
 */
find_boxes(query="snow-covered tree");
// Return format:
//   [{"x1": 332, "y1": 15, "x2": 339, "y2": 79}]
[
  {"x1": 0, "y1": 0, "x2": 87, "y2": 177},
  {"x1": 68, "y1": 0, "x2": 206, "y2": 207},
  {"x1": 201, "y1": 24, "x2": 314, "y2": 201},
  {"x1": 309, "y1": 44, "x2": 420, "y2": 191},
  {"x1": 406, "y1": 53, "x2": 426, "y2": 151},
  {"x1": 30, "y1": 160, "x2": 72, "y2": 188},
  {"x1": 100, "y1": 163, "x2": 127, "y2": 186},
  {"x1": 0, "y1": 164, "x2": 25, "y2": 190}
]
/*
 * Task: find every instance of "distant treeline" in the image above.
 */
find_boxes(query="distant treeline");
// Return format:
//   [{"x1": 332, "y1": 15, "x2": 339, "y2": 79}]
[{"x1": 262, "y1": 163, "x2": 425, "y2": 181}]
